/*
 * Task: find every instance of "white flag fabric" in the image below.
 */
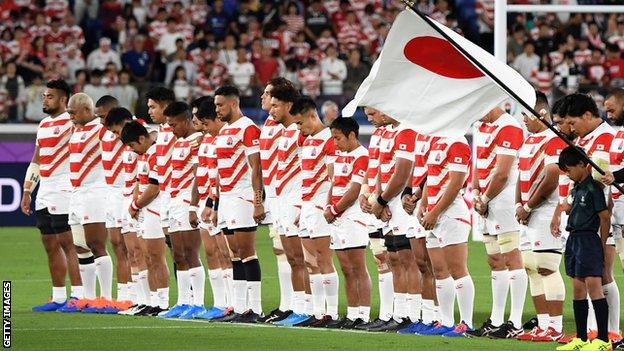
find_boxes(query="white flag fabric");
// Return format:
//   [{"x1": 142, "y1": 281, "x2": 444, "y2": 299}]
[{"x1": 342, "y1": 10, "x2": 536, "y2": 137}]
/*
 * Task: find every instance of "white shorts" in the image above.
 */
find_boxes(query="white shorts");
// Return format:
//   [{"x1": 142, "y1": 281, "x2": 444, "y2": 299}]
[
  {"x1": 160, "y1": 191, "x2": 171, "y2": 228},
  {"x1": 480, "y1": 194, "x2": 519, "y2": 235},
  {"x1": 387, "y1": 195, "x2": 414, "y2": 236},
  {"x1": 262, "y1": 196, "x2": 278, "y2": 225},
  {"x1": 299, "y1": 202, "x2": 331, "y2": 239},
  {"x1": 169, "y1": 193, "x2": 195, "y2": 233},
  {"x1": 68, "y1": 186, "x2": 108, "y2": 226},
  {"x1": 105, "y1": 187, "x2": 124, "y2": 229},
  {"x1": 198, "y1": 199, "x2": 222, "y2": 236},
  {"x1": 277, "y1": 196, "x2": 301, "y2": 237},
  {"x1": 409, "y1": 200, "x2": 429, "y2": 239},
  {"x1": 220, "y1": 192, "x2": 257, "y2": 230},
  {"x1": 519, "y1": 226, "x2": 532, "y2": 252},
  {"x1": 121, "y1": 196, "x2": 139, "y2": 234},
  {"x1": 330, "y1": 216, "x2": 369, "y2": 250},
  {"x1": 138, "y1": 205, "x2": 165, "y2": 239},
  {"x1": 35, "y1": 183, "x2": 71, "y2": 214},
  {"x1": 426, "y1": 215, "x2": 471, "y2": 249},
  {"x1": 526, "y1": 211, "x2": 563, "y2": 251}
]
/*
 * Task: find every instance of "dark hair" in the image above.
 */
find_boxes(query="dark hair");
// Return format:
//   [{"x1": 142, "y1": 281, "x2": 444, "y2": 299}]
[
  {"x1": 559, "y1": 93, "x2": 599, "y2": 118},
  {"x1": 163, "y1": 101, "x2": 192, "y2": 120},
  {"x1": 267, "y1": 77, "x2": 294, "y2": 90},
  {"x1": 104, "y1": 107, "x2": 133, "y2": 128},
  {"x1": 196, "y1": 98, "x2": 217, "y2": 121},
  {"x1": 535, "y1": 90, "x2": 549, "y2": 110},
  {"x1": 191, "y1": 96, "x2": 211, "y2": 111},
  {"x1": 95, "y1": 95, "x2": 119, "y2": 108},
  {"x1": 46, "y1": 79, "x2": 71, "y2": 100},
  {"x1": 214, "y1": 85, "x2": 240, "y2": 98},
  {"x1": 270, "y1": 83, "x2": 299, "y2": 103},
  {"x1": 290, "y1": 95, "x2": 317, "y2": 115},
  {"x1": 551, "y1": 96, "x2": 564, "y2": 116},
  {"x1": 558, "y1": 146, "x2": 588, "y2": 170},
  {"x1": 120, "y1": 120, "x2": 149, "y2": 145},
  {"x1": 330, "y1": 117, "x2": 359, "y2": 138},
  {"x1": 146, "y1": 86, "x2": 175, "y2": 104},
  {"x1": 607, "y1": 88, "x2": 624, "y2": 102}
]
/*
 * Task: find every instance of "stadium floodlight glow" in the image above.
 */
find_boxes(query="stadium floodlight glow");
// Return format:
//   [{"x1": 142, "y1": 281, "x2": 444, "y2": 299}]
[{"x1": 494, "y1": 0, "x2": 624, "y2": 62}]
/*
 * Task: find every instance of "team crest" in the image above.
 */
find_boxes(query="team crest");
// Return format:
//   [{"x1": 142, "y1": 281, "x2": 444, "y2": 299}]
[
  {"x1": 420, "y1": 144, "x2": 426, "y2": 153},
  {"x1": 53, "y1": 127, "x2": 60, "y2": 135},
  {"x1": 310, "y1": 148, "x2": 316, "y2": 157},
  {"x1": 485, "y1": 136, "x2": 491, "y2": 144},
  {"x1": 619, "y1": 141, "x2": 623, "y2": 151},
  {"x1": 342, "y1": 164, "x2": 348, "y2": 174},
  {"x1": 143, "y1": 165, "x2": 148, "y2": 173},
  {"x1": 435, "y1": 153, "x2": 441, "y2": 162},
  {"x1": 268, "y1": 129, "x2": 273, "y2": 137},
  {"x1": 179, "y1": 150, "x2": 185, "y2": 157},
  {"x1": 227, "y1": 137, "x2": 233, "y2": 146},
  {"x1": 80, "y1": 133, "x2": 86, "y2": 140},
  {"x1": 282, "y1": 140, "x2": 288, "y2": 148}
]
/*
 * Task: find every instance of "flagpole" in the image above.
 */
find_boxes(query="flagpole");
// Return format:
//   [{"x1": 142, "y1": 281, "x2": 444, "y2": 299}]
[{"x1": 398, "y1": 0, "x2": 624, "y2": 195}]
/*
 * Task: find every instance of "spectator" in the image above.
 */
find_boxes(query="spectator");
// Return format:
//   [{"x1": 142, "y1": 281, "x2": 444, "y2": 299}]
[
  {"x1": 583, "y1": 49, "x2": 607, "y2": 87},
  {"x1": 113, "y1": 70, "x2": 138, "y2": 113},
  {"x1": 534, "y1": 23, "x2": 555, "y2": 57},
  {"x1": 165, "y1": 48, "x2": 197, "y2": 87},
  {"x1": 554, "y1": 51, "x2": 581, "y2": 95},
  {"x1": 102, "y1": 61, "x2": 119, "y2": 87},
  {"x1": 282, "y1": 2, "x2": 304, "y2": 35},
  {"x1": 208, "y1": 0, "x2": 230, "y2": 40},
  {"x1": 148, "y1": 7, "x2": 168, "y2": 43},
  {"x1": 512, "y1": 42, "x2": 540, "y2": 80},
  {"x1": 24, "y1": 73, "x2": 45, "y2": 122},
  {"x1": 157, "y1": 17, "x2": 185, "y2": 57},
  {"x1": 253, "y1": 46, "x2": 279, "y2": 87},
  {"x1": 431, "y1": 0, "x2": 451, "y2": 26},
  {"x1": 320, "y1": 45, "x2": 347, "y2": 96},
  {"x1": 574, "y1": 38, "x2": 592, "y2": 67},
  {"x1": 0, "y1": 60, "x2": 25, "y2": 121},
  {"x1": 304, "y1": 0, "x2": 330, "y2": 41},
  {"x1": 227, "y1": 47, "x2": 255, "y2": 98},
  {"x1": 87, "y1": 37, "x2": 121, "y2": 71},
  {"x1": 61, "y1": 12, "x2": 85, "y2": 48},
  {"x1": 167, "y1": 38, "x2": 186, "y2": 62},
  {"x1": 321, "y1": 100, "x2": 339, "y2": 126},
  {"x1": 29, "y1": 13, "x2": 50, "y2": 39},
  {"x1": 605, "y1": 43, "x2": 624, "y2": 88},
  {"x1": 119, "y1": 16, "x2": 140, "y2": 51},
  {"x1": 72, "y1": 69, "x2": 88, "y2": 94},
  {"x1": 284, "y1": 58, "x2": 302, "y2": 90},
  {"x1": 531, "y1": 55, "x2": 554, "y2": 99},
  {"x1": 171, "y1": 66, "x2": 192, "y2": 102},
  {"x1": 316, "y1": 28, "x2": 338, "y2": 52},
  {"x1": 63, "y1": 45, "x2": 86, "y2": 85},
  {"x1": 337, "y1": 11, "x2": 366, "y2": 54},
  {"x1": 45, "y1": 18, "x2": 65, "y2": 53},
  {"x1": 130, "y1": 0, "x2": 147, "y2": 27},
  {"x1": 194, "y1": 59, "x2": 227, "y2": 97},
  {"x1": 344, "y1": 49, "x2": 370, "y2": 99},
  {"x1": 83, "y1": 69, "x2": 108, "y2": 103},
  {"x1": 548, "y1": 41, "x2": 568, "y2": 69},
  {"x1": 289, "y1": 31, "x2": 311, "y2": 62},
  {"x1": 476, "y1": 0, "x2": 495, "y2": 54},
  {"x1": 122, "y1": 35, "x2": 153, "y2": 82},
  {"x1": 218, "y1": 34, "x2": 238, "y2": 66},
  {"x1": 586, "y1": 22, "x2": 604, "y2": 51}
]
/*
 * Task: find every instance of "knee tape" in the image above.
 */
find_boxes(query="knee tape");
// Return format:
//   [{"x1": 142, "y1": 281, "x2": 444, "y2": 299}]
[
  {"x1": 522, "y1": 250, "x2": 538, "y2": 273},
  {"x1": 542, "y1": 270, "x2": 565, "y2": 301},
  {"x1": 527, "y1": 269, "x2": 544, "y2": 297},
  {"x1": 272, "y1": 232, "x2": 284, "y2": 251},
  {"x1": 276, "y1": 252, "x2": 288, "y2": 263},
  {"x1": 535, "y1": 252, "x2": 562, "y2": 273},
  {"x1": 497, "y1": 231, "x2": 520, "y2": 254},
  {"x1": 484, "y1": 235, "x2": 501, "y2": 255},
  {"x1": 71, "y1": 224, "x2": 90, "y2": 251},
  {"x1": 268, "y1": 224, "x2": 277, "y2": 239},
  {"x1": 615, "y1": 236, "x2": 624, "y2": 262},
  {"x1": 370, "y1": 238, "x2": 386, "y2": 256}
]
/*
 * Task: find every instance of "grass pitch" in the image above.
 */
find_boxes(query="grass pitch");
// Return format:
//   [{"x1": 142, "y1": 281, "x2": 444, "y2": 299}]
[{"x1": 2, "y1": 226, "x2": 623, "y2": 350}]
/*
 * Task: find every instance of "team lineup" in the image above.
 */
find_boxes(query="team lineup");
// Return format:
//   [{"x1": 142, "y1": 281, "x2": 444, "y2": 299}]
[{"x1": 21, "y1": 77, "x2": 624, "y2": 351}]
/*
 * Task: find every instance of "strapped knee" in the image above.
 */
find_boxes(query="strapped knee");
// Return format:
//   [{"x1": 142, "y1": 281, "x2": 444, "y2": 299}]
[
  {"x1": 484, "y1": 234, "x2": 501, "y2": 255},
  {"x1": 527, "y1": 269, "x2": 544, "y2": 297},
  {"x1": 497, "y1": 231, "x2": 520, "y2": 254},
  {"x1": 71, "y1": 224, "x2": 90, "y2": 251},
  {"x1": 370, "y1": 238, "x2": 386, "y2": 256},
  {"x1": 543, "y1": 270, "x2": 565, "y2": 301}
]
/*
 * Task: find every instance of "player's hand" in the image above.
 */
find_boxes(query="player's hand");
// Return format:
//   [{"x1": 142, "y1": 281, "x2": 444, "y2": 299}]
[
  {"x1": 323, "y1": 208, "x2": 336, "y2": 223},
  {"x1": 550, "y1": 213, "x2": 561, "y2": 237},
  {"x1": 474, "y1": 199, "x2": 488, "y2": 217},
  {"x1": 416, "y1": 203, "x2": 425, "y2": 222},
  {"x1": 201, "y1": 206, "x2": 213, "y2": 223},
  {"x1": 210, "y1": 210, "x2": 218, "y2": 227},
  {"x1": 515, "y1": 206, "x2": 530, "y2": 225},
  {"x1": 189, "y1": 210, "x2": 199, "y2": 229},
  {"x1": 253, "y1": 204, "x2": 265, "y2": 223},
  {"x1": 601, "y1": 171, "x2": 615, "y2": 185},
  {"x1": 129, "y1": 207, "x2": 139, "y2": 219},
  {"x1": 421, "y1": 210, "x2": 439, "y2": 231},
  {"x1": 402, "y1": 194, "x2": 417, "y2": 215},
  {"x1": 359, "y1": 194, "x2": 372, "y2": 213},
  {"x1": 380, "y1": 206, "x2": 392, "y2": 222},
  {"x1": 372, "y1": 200, "x2": 385, "y2": 219},
  {"x1": 21, "y1": 192, "x2": 32, "y2": 215}
]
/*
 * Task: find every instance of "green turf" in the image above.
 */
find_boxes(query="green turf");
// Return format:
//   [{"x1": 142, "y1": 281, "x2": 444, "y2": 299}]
[{"x1": 2, "y1": 226, "x2": 623, "y2": 350}]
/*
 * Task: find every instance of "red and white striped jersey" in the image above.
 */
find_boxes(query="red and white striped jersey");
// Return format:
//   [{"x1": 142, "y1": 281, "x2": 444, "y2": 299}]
[
  {"x1": 155, "y1": 123, "x2": 176, "y2": 193},
  {"x1": 475, "y1": 114, "x2": 524, "y2": 193},
  {"x1": 378, "y1": 125, "x2": 417, "y2": 192},
  {"x1": 366, "y1": 126, "x2": 385, "y2": 193},
  {"x1": 122, "y1": 146, "x2": 139, "y2": 197},
  {"x1": 196, "y1": 133, "x2": 218, "y2": 200},
  {"x1": 170, "y1": 132, "x2": 202, "y2": 198},
  {"x1": 36, "y1": 112, "x2": 72, "y2": 191},
  {"x1": 426, "y1": 136, "x2": 471, "y2": 219},
  {"x1": 69, "y1": 119, "x2": 106, "y2": 188},
  {"x1": 137, "y1": 144, "x2": 161, "y2": 210},
  {"x1": 610, "y1": 128, "x2": 624, "y2": 201},
  {"x1": 316, "y1": 36, "x2": 338, "y2": 52},
  {"x1": 576, "y1": 122, "x2": 615, "y2": 199},
  {"x1": 148, "y1": 21, "x2": 167, "y2": 41},
  {"x1": 60, "y1": 25, "x2": 85, "y2": 47},
  {"x1": 412, "y1": 133, "x2": 440, "y2": 189},
  {"x1": 101, "y1": 129, "x2": 125, "y2": 187},
  {"x1": 532, "y1": 70, "x2": 553, "y2": 94},
  {"x1": 518, "y1": 129, "x2": 567, "y2": 211},
  {"x1": 289, "y1": 41, "x2": 311, "y2": 62},
  {"x1": 301, "y1": 127, "x2": 337, "y2": 202},
  {"x1": 259, "y1": 116, "x2": 284, "y2": 198},
  {"x1": 276, "y1": 123, "x2": 305, "y2": 197},
  {"x1": 298, "y1": 67, "x2": 322, "y2": 97},
  {"x1": 215, "y1": 116, "x2": 261, "y2": 194},
  {"x1": 331, "y1": 145, "x2": 368, "y2": 216},
  {"x1": 337, "y1": 23, "x2": 366, "y2": 51}
]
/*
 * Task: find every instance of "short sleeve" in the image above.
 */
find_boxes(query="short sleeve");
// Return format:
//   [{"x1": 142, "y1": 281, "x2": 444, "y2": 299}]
[
  {"x1": 544, "y1": 137, "x2": 567, "y2": 165},
  {"x1": 325, "y1": 138, "x2": 338, "y2": 164},
  {"x1": 190, "y1": 144, "x2": 199, "y2": 165},
  {"x1": 350, "y1": 155, "x2": 369, "y2": 184},
  {"x1": 591, "y1": 182, "x2": 608, "y2": 213},
  {"x1": 242, "y1": 124, "x2": 261, "y2": 156},
  {"x1": 494, "y1": 125, "x2": 523, "y2": 156},
  {"x1": 591, "y1": 133, "x2": 614, "y2": 163},
  {"x1": 394, "y1": 128, "x2": 417, "y2": 161},
  {"x1": 447, "y1": 141, "x2": 471, "y2": 173},
  {"x1": 148, "y1": 154, "x2": 159, "y2": 183}
]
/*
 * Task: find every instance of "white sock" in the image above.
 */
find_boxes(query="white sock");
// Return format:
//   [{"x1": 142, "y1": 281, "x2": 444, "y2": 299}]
[
  {"x1": 137, "y1": 270, "x2": 150, "y2": 305},
  {"x1": 322, "y1": 272, "x2": 339, "y2": 319},
  {"x1": 305, "y1": 293, "x2": 313, "y2": 316},
  {"x1": 309, "y1": 274, "x2": 325, "y2": 318},
  {"x1": 233, "y1": 280, "x2": 247, "y2": 313},
  {"x1": 117, "y1": 283, "x2": 128, "y2": 301},
  {"x1": 176, "y1": 270, "x2": 191, "y2": 306},
  {"x1": 378, "y1": 272, "x2": 394, "y2": 321},
  {"x1": 421, "y1": 299, "x2": 436, "y2": 324},
  {"x1": 359, "y1": 306, "x2": 371, "y2": 322},
  {"x1": 434, "y1": 304, "x2": 440, "y2": 322},
  {"x1": 150, "y1": 291, "x2": 159, "y2": 307},
  {"x1": 347, "y1": 306, "x2": 359, "y2": 320},
  {"x1": 127, "y1": 281, "x2": 137, "y2": 304},
  {"x1": 248, "y1": 281, "x2": 262, "y2": 314},
  {"x1": 80, "y1": 262, "x2": 97, "y2": 299},
  {"x1": 436, "y1": 277, "x2": 456, "y2": 327},
  {"x1": 454, "y1": 275, "x2": 475, "y2": 328},
  {"x1": 292, "y1": 291, "x2": 306, "y2": 314},
  {"x1": 508, "y1": 269, "x2": 528, "y2": 329},
  {"x1": 157, "y1": 287, "x2": 169, "y2": 309},
  {"x1": 408, "y1": 293, "x2": 422, "y2": 322},
  {"x1": 393, "y1": 293, "x2": 408, "y2": 321},
  {"x1": 208, "y1": 269, "x2": 227, "y2": 308},
  {"x1": 537, "y1": 313, "x2": 549, "y2": 330},
  {"x1": 52, "y1": 286, "x2": 66, "y2": 303},
  {"x1": 223, "y1": 268, "x2": 234, "y2": 307},
  {"x1": 277, "y1": 257, "x2": 293, "y2": 311},
  {"x1": 490, "y1": 270, "x2": 509, "y2": 327},
  {"x1": 550, "y1": 315, "x2": 563, "y2": 333},
  {"x1": 94, "y1": 256, "x2": 113, "y2": 300},
  {"x1": 603, "y1": 281, "x2": 620, "y2": 332},
  {"x1": 188, "y1": 266, "x2": 206, "y2": 306},
  {"x1": 70, "y1": 285, "x2": 83, "y2": 299}
]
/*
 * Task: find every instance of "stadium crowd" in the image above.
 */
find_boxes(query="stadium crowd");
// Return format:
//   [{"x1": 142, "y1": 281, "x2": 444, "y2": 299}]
[{"x1": 0, "y1": 0, "x2": 622, "y2": 123}]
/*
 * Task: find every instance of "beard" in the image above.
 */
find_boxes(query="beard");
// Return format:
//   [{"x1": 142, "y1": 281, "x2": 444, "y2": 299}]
[
  {"x1": 614, "y1": 110, "x2": 624, "y2": 127},
  {"x1": 42, "y1": 106, "x2": 57, "y2": 115}
]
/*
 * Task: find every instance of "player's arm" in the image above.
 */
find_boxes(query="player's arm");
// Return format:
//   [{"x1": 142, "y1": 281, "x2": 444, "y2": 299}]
[
  {"x1": 380, "y1": 158, "x2": 412, "y2": 202},
  {"x1": 599, "y1": 209, "x2": 611, "y2": 246},
  {"x1": 422, "y1": 170, "x2": 465, "y2": 230},
  {"x1": 482, "y1": 154, "x2": 515, "y2": 202},
  {"x1": 518, "y1": 164, "x2": 559, "y2": 222},
  {"x1": 21, "y1": 145, "x2": 41, "y2": 215},
  {"x1": 248, "y1": 152, "x2": 265, "y2": 222}
]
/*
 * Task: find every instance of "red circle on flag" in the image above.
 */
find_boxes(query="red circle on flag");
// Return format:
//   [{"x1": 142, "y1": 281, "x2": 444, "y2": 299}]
[{"x1": 403, "y1": 36, "x2": 484, "y2": 79}]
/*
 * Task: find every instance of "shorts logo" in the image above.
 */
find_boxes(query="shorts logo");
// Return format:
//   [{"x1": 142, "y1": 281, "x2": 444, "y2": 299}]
[
  {"x1": 230, "y1": 219, "x2": 236, "y2": 225},
  {"x1": 50, "y1": 206, "x2": 57, "y2": 212},
  {"x1": 534, "y1": 240, "x2": 541, "y2": 247},
  {"x1": 83, "y1": 215, "x2": 89, "y2": 220},
  {"x1": 495, "y1": 224, "x2": 501, "y2": 230}
]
